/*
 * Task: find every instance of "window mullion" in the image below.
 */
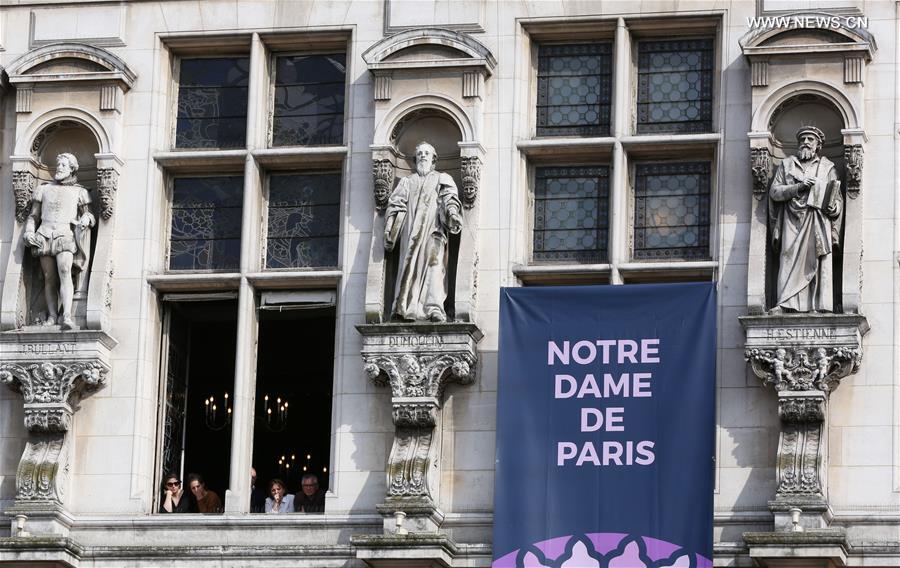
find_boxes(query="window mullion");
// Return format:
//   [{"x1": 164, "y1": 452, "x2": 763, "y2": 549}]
[
  {"x1": 608, "y1": 141, "x2": 626, "y2": 284},
  {"x1": 612, "y1": 17, "x2": 630, "y2": 138}
]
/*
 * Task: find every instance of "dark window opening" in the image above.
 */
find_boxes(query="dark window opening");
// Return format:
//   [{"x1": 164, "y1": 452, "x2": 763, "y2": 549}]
[
  {"x1": 266, "y1": 172, "x2": 341, "y2": 269},
  {"x1": 251, "y1": 303, "x2": 335, "y2": 511},
  {"x1": 158, "y1": 299, "x2": 237, "y2": 513},
  {"x1": 169, "y1": 176, "x2": 243, "y2": 271}
]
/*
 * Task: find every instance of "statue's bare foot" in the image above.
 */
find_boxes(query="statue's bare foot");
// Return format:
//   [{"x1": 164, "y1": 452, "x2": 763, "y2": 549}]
[{"x1": 60, "y1": 316, "x2": 75, "y2": 331}]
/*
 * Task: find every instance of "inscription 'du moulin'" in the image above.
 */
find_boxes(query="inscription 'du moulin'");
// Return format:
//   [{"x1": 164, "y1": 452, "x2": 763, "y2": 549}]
[
  {"x1": 388, "y1": 335, "x2": 445, "y2": 347},
  {"x1": 18, "y1": 343, "x2": 77, "y2": 354},
  {"x1": 764, "y1": 328, "x2": 836, "y2": 340}
]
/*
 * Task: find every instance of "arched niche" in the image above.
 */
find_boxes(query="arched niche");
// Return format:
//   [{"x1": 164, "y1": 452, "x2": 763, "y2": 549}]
[
  {"x1": 17, "y1": 120, "x2": 101, "y2": 329},
  {"x1": 2, "y1": 112, "x2": 122, "y2": 332},
  {"x1": 763, "y1": 94, "x2": 848, "y2": 312},
  {"x1": 377, "y1": 108, "x2": 466, "y2": 323}
]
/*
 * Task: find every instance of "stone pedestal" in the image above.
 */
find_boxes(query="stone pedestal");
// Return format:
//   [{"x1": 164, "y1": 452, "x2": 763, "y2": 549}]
[
  {"x1": 358, "y1": 322, "x2": 481, "y2": 535},
  {"x1": 741, "y1": 314, "x2": 866, "y2": 559},
  {"x1": 0, "y1": 330, "x2": 116, "y2": 537}
]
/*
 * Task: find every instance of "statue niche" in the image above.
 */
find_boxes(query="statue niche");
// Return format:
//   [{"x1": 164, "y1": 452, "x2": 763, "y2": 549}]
[
  {"x1": 765, "y1": 97, "x2": 847, "y2": 313},
  {"x1": 20, "y1": 122, "x2": 101, "y2": 330},
  {"x1": 380, "y1": 111, "x2": 466, "y2": 323}
]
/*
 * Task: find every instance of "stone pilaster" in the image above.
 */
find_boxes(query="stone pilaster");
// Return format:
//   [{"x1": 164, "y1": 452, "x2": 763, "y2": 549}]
[
  {"x1": 0, "y1": 330, "x2": 116, "y2": 536},
  {"x1": 358, "y1": 322, "x2": 481, "y2": 534},
  {"x1": 742, "y1": 314, "x2": 867, "y2": 532}
]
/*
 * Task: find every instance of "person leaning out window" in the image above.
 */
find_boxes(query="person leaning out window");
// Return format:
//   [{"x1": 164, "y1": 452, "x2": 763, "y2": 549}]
[{"x1": 159, "y1": 472, "x2": 197, "y2": 513}]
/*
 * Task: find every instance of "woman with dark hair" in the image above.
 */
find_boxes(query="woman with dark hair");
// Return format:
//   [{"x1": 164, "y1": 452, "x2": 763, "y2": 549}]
[
  {"x1": 187, "y1": 472, "x2": 222, "y2": 513},
  {"x1": 264, "y1": 478, "x2": 294, "y2": 514},
  {"x1": 159, "y1": 472, "x2": 197, "y2": 513}
]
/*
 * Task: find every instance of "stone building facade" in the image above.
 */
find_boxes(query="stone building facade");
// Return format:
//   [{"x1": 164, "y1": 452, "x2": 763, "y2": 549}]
[{"x1": 0, "y1": 0, "x2": 896, "y2": 566}]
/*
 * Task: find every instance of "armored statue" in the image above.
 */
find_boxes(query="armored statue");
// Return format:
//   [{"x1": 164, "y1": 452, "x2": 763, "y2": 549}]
[
  {"x1": 384, "y1": 141, "x2": 463, "y2": 322},
  {"x1": 22, "y1": 153, "x2": 94, "y2": 330},
  {"x1": 769, "y1": 126, "x2": 843, "y2": 313}
]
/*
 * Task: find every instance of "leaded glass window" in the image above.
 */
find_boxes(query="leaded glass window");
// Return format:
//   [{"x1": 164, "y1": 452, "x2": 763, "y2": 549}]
[
  {"x1": 633, "y1": 162, "x2": 710, "y2": 260},
  {"x1": 537, "y1": 43, "x2": 612, "y2": 137},
  {"x1": 176, "y1": 57, "x2": 250, "y2": 148},
  {"x1": 533, "y1": 166, "x2": 609, "y2": 263},
  {"x1": 636, "y1": 39, "x2": 713, "y2": 134},
  {"x1": 266, "y1": 173, "x2": 341, "y2": 269},
  {"x1": 272, "y1": 54, "x2": 346, "y2": 146},
  {"x1": 169, "y1": 177, "x2": 243, "y2": 270}
]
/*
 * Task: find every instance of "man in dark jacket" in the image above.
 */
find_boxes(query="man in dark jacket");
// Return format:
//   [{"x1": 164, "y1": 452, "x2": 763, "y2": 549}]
[{"x1": 294, "y1": 474, "x2": 325, "y2": 513}]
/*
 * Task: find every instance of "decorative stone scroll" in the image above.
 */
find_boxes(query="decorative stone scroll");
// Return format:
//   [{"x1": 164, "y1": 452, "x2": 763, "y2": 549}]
[
  {"x1": 844, "y1": 144, "x2": 863, "y2": 198},
  {"x1": 12, "y1": 170, "x2": 36, "y2": 223},
  {"x1": 750, "y1": 147, "x2": 771, "y2": 199},
  {"x1": 742, "y1": 313, "x2": 867, "y2": 531},
  {"x1": 0, "y1": 330, "x2": 115, "y2": 513},
  {"x1": 358, "y1": 322, "x2": 481, "y2": 533}
]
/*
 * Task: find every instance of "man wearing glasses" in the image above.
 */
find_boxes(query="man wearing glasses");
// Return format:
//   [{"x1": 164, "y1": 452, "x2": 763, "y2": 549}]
[{"x1": 294, "y1": 474, "x2": 325, "y2": 513}]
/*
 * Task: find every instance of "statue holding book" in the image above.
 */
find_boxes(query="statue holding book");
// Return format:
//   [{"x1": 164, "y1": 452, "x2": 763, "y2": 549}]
[{"x1": 769, "y1": 126, "x2": 843, "y2": 313}]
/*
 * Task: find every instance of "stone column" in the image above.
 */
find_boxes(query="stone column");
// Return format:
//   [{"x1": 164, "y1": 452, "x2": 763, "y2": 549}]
[
  {"x1": 358, "y1": 322, "x2": 481, "y2": 533},
  {"x1": 0, "y1": 330, "x2": 115, "y2": 536}
]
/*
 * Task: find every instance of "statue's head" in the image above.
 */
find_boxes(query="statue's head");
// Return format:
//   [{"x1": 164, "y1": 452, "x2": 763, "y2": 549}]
[
  {"x1": 796, "y1": 126, "x2": 824, "y2": 161},
  {"x1": 414, "y1": 141, "x2": 437, "y2": 176},
  {"x1": 775, "y1": 348, "x2": 787, "y2": 360},
  {"x1": 54, "y1": 153, "x2": 79, "y2": 184}
]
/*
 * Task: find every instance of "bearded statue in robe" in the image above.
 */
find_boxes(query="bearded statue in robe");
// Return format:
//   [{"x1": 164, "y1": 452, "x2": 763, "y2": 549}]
[
  {"x1": 769, "y1": 126, "x2": 843, "y2": 313},
  {"x1": 384, "y1": 141, "x2": 463, "y2": 322}
]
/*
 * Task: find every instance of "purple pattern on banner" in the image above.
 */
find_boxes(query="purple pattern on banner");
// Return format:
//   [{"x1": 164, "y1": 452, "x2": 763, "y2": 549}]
[
  {"x1": 492, "y1": 533, "x2": 714, "y2": 568},
  {"x1": 643, "y1": 536, "x2": 681, "y2": 561},
  {"x1": 587, "y1": 532, "x2": 628, "y2": 556},
  {"x1": 535, "y1": 536, "x2": 573, "y2": 561}
]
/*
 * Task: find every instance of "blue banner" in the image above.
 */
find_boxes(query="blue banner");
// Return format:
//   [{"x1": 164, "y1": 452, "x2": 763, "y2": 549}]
[{"x1": 494, "y1": 283, "x2": 716, "y2": 568}]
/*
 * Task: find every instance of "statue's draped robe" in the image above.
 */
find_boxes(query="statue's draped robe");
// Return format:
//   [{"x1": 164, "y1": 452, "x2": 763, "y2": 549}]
[
  {"x1": 386, "y1": 170, "x2": 461, "y2": 321},
  {"x1": 769, "y1": 154, "x2": 842, "y2": 312}
]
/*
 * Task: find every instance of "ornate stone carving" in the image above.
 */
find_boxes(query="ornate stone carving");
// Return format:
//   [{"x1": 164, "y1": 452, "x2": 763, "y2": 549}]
[
  {"x1": 745, "y1": 346, "x2": 861, "y2": 393},
  {"x1": 460, "y1": 155, "x2": 481, "y2": 209},
  {"x1": 0, "y1": 333, "x2": 113, "y2": 506},
  {"x1": 12, "y1": 170, "x2": 36, "y2": 223},
  {"x1": 844, "y1": 144, "x2": 862, "y2": 198},
  {"x1": 372, "y1": 159, "x2": 395, "y2": 212},
  {"x1": 750, "y1": 147, "x2": 770, "y2": 199},
  {"x1": 96, "y1": 167, "x2": 119, "y2": 220},
  {"x1": 775, "y1": 393, "x2": 826, "y2": 499},
  {"x1": 358, "y1": 322, "x2": 481, "y2": 525},
  {"x1": 742, "y1": 314, "x2": 867, "y2": 531}
]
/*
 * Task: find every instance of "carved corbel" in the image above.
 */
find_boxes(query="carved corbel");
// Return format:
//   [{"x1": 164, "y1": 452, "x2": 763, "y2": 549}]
[
  {"x1": 1, "y1": 360, "x2": 109, "y2": 502},
  {"x1": 745, "y1": 346, "x2": 861, "y2": 393},
  {"x1": 844, "y1": 144, "x2": 863, "y2": 198},
  {"x1": 775, "y1": 392, "x2": 826, "y2": 499},
  {"x1": 12, "y1": 170, "x2": 36, "y2": 223},
  {"x1": 358, "y1": 323, "x2": 481, "y2": 518},
  {"x1": 96, "y1": 167, "x2": 119, "y2": 220},
  {"x1": 372, "y1": 159, "x2": 395, "y2": 212},
  {"x1": 460, "y1": 155, "x2": 481, "y2": 209},
  {"x1": 750, "y1": 147, "x2": 771, "y2": 199}
]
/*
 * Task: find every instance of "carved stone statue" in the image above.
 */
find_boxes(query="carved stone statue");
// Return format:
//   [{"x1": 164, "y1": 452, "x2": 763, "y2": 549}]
[
  {"x1": 23, "y1": 153, "x2": 94, "y2": 330},
  {"x1": 769, "y1": 126, "x2": 843, "y2": 313},
  {"x1": 385, "y1": 141, "x2": 463, "y2": 322}
]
